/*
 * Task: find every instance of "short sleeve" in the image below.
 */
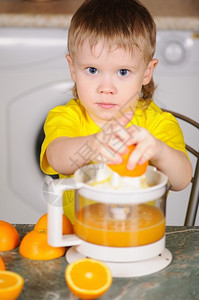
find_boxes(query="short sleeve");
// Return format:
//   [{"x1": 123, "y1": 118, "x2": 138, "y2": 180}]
[
  {"x1": 40, "y1": 102, "x2": 82, "y2": 174},
  {"x1": 145, "y1": 103, "x2": 188, "y2": 157},
  {"x1": 40, "y1": 99, "x2": 100, "y2": 175}
]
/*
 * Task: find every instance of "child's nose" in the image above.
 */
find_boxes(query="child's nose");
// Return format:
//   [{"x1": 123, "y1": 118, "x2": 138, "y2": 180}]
[{"x1": 98, "y1": 78, "x2": 117, "y2": 95}]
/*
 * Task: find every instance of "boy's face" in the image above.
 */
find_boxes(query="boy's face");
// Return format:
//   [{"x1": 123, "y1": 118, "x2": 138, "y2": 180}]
[{"x1": 66, "y1": 40, "x2": 157, "y2": 125}]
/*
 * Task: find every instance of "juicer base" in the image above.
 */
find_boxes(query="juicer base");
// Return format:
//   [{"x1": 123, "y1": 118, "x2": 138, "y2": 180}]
[{"x1": 66, "y1": 246, "x2": 172, "y2": 278}]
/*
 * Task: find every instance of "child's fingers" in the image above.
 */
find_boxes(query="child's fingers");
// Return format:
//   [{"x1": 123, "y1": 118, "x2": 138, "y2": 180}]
[
  {"x1": 94, "y1": 143, "x2": 123, "y2": 164},
  {"x1": 96, "y1": 111, "x2": 134, "y2": 153},
  {"x1": 126, "y1": 125, "x2": 147, "y2": 144},
  {"x1": 93, "y1": 111, "x2": 135, "y2": 164},
  {"x1": 113, "y1": 112, "x2": 134, "y2": 142},
  {"x1": 95, "y1": 134, "x2": 128, "y2": 163},
  {"x1": 126, "y1": 143, "x2": 144, "y2": 170},
  {"x1": 126, "y1": 128, "x2": 158, "y2": 169},
  {"x1": 127, "y1": 145, "x2": 151, "y2": 170},
  {"x1": 108, "y1": 136, "x2": 130, "y2": 155},
  {"x1": 94, "y1": 129, "x2": 128, "y2": 154}
]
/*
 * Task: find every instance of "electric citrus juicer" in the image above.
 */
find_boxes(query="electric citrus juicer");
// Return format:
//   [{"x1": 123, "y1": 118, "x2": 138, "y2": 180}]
[{"x1": 45, "y1": 163, "x2": 172, "y2": 278}]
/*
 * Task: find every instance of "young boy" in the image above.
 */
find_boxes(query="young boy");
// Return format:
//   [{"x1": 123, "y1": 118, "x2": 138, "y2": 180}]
[{"x1": 40, "y1": 0, "x2": 192, "y2": 223}]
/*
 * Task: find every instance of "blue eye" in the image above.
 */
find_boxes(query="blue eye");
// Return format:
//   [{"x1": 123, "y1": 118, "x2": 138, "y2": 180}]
[
  {"x1": 118, "y1": 69, "x2": 129, "y2": 77},
  {"x1": 87, "y1": 67, "x2": 98, "y2": 75}
]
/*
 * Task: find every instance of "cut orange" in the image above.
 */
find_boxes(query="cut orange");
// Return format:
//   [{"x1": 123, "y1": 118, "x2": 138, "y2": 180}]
[
  {"x1": 19, "y1": 230, "x2": 66, "y2": 260},
  {"x1": 19, "y1": 212, "x2": 72, "y2": 260},
  {"x1": 34, "y1": 213, "x2": 73, "y2": 234},
  {"x1": 65, "y1": 258, "x2": 112, "y2": 299},
  {"x1": 108, "y1": 145, "x2": 148, "y2": 177},
  {"x1": 0, "y1": 271, "x2": 24, "y2": 300},
  {"x1": 0, "y1": 221, "x2": 20, "y2": 251},
  {"x1": 0, "y1": 257, "x2": 5, "y2": 271}
]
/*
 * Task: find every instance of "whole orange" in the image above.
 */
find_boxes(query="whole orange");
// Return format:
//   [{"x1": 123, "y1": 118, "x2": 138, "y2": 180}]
[
  {"x1": 0, "y1": 221, "x2": 20, "y2": 251},
  {"x1": 34, "y1": 213, "x2": 73, "y2": 234},
  {"x1": 108, "y1": 145, "x2": 148, "y2": 177},
  {"x1": 19, "y1": 230, "x2": 66, "y2": 260},
  {"x1": 0, "y1": 257, "x2": 5, "y2": 271}
]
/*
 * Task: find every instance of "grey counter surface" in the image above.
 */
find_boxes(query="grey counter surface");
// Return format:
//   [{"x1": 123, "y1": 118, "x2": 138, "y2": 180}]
[{"x1": 1, "y1": 225, "x2": 199, "y2": 300}]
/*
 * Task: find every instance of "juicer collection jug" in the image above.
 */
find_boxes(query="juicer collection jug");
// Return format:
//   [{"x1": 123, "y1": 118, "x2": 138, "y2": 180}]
[{"x1": 45, "y1": 164, "x2": 172, "y2": 277}]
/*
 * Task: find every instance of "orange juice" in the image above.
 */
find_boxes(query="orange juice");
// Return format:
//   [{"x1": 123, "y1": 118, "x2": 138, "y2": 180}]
[{"x1": 74, "y1": 203, "x2": 165, "y2": 247}]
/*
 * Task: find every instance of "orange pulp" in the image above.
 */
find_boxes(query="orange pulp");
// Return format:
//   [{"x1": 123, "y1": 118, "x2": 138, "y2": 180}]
[
  {"x1": 65, "y1": 258, "x2": 112, "y2": 299},
  {"x1": 74, "y1": 202, "x2": 165, "y2": 247},
  {"x1": 0, "y1": 271, "x2": 24, "y2": 300}
]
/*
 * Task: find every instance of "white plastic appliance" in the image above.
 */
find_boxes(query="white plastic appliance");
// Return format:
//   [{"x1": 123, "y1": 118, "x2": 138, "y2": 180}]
[{"x1": 46, "y1": 164, "x2": 172, "y2": 278}]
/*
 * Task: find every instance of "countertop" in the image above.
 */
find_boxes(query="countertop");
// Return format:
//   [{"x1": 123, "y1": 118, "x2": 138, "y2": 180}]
[
  {"x1": 1, "y1": 225, "x2": 199, "y2": 300},
  {"x1": 0, "y1": 0, "x2": 199, "y2": 30}
]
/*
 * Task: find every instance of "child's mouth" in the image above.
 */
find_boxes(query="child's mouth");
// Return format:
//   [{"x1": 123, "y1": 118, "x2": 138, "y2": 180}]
[{"x1": 96, "y1": 103, "x2": 117, "y2": 109}]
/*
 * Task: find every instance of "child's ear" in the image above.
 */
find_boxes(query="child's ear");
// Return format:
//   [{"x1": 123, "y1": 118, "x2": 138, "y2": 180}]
[
  {"x1": 142, "y1": 58, "x2": 158, "y2": 85},
  {"x1": 66, "y1": 54, "x2": 76, "y2": 82}
]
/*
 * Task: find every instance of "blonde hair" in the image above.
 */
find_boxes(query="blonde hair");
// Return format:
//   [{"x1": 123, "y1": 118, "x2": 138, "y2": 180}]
[{"x1": 68, "y1": 0, "x2": 157, "y2": 99}]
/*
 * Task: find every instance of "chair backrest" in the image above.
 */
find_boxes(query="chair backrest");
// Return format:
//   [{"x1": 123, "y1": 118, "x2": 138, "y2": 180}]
[{"x1": 161, "y1": 109, "x2": 199, "y2": 226}]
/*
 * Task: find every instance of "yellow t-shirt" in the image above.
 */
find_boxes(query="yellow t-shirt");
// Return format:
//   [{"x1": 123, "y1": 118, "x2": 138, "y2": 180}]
[{"x1": 40, "y1": 98, "x2": 187, "y2": 223}]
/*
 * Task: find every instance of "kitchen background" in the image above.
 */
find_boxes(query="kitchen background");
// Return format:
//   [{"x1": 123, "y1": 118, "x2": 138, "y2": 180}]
[{"x1": 0, "y1": 0, "x2": 199, "y2": 225}]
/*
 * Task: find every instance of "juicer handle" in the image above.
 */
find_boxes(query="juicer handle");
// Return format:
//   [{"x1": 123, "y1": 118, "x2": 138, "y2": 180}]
[{"x1": 44, "y1": 176, "x2": 83, "y2": 247}]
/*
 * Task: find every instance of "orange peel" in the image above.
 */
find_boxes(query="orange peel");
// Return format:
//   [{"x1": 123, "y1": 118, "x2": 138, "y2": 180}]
[
  {"x1": 0, "y1": 221, "x2": 20, "y2": 251},
  {"x1": 108, "y1": 145, "x2": 148, "y2": 176}
]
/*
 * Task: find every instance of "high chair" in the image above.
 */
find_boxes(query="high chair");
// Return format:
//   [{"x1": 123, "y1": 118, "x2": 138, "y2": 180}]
[{"x1": 162, "y1": 109, "x2": 199, "y2": 226}]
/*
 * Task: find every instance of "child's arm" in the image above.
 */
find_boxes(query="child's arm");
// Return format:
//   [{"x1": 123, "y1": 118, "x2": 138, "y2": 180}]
[
  {"x1": 126, "y1": 126, "x2": 192, "y2": 191},
  {"x1": 46, "y1": 113, "x2": 192, "y2": 191},
  {"x1": 46, "y1": 112, "x2": 133, "y2": 175}
]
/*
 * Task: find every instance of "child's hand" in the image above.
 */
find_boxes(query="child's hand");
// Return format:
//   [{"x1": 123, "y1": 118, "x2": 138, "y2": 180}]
[
  {"x1": 92, "y1": 112, "x2": 134, "y2": 164},
  {"x1": 126, "y1": 125, "x2": 161, "y2": 170},
  {"x1": 125, "y1": 124, "x2": 192, "y2": 191}
]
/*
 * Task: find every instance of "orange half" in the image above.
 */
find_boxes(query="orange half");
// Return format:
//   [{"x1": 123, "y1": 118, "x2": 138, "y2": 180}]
[
  {"x1": 34, "y1": 213, "x2": 73, "y2": 234},
  {"x1": 65, "y1": 258, "x2": 112, "y2": 299},
  {"x1": 0, "y1": 221, "x2": 20, "y2": 251},
  {"x1": 19, "y1": 230, "x2": 66, "y2": 260},
  {"x1": 0, "y1": 271, "x2": 24, "y2": 300},
  {"x1": 108, "y1": 145, "x2": 148, "y2": 177}
]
